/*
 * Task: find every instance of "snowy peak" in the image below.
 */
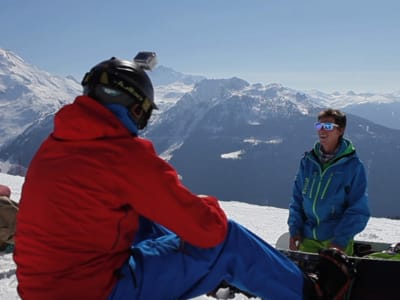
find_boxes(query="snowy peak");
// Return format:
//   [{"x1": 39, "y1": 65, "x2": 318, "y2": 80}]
[
  {"x1": 0, "y1": 48, "x2": 25, "y2": 71},
  {"x1": 186, "y1": 77, "x2": 318, "y2": 118},
  {"x1": 0, "y1": 48, "x2": 81, "y2": 106},
  {"x1": 185, "y1": 77, "x2": 248, "y2": 106},
  {"x1": 145, "y1": 77, "x2": 321, "y2": 159},
  {"x1": 0, "y1": 48, "x2": 81, "y2": 145},
  {"x1": 148, "y1": 65, "x2": 206, "y2": 114},
  {"x1": 150, "y1": 65, "x2": 205, "y2": 86},
  {"x1": 195, "y1": 77, "x2": 250, "y2": 91}
]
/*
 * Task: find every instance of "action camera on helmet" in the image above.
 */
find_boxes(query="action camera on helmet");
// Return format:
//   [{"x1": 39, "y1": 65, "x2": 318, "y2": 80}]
[{"x1": 134, "y1": 52, "x2": 158, "y2": 71}]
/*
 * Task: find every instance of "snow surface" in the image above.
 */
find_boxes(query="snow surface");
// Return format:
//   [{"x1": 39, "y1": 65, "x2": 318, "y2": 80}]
[{"x1": 1, "y1": 172, "x2": 399, "y2": 299}]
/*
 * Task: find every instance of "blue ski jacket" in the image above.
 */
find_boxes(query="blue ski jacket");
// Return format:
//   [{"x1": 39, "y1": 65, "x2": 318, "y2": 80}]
[{"x1": 288, "y1": 138, "x2": 370, "y2": 248}]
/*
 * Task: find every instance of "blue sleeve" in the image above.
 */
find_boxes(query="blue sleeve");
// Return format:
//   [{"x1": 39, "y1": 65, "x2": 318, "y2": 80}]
[
  {"x1": 332, "y1": 160, "x2": 370, "y2": 247},
  {"x1": 288, "y1": 160, "x2": 306, "y2": 237}
]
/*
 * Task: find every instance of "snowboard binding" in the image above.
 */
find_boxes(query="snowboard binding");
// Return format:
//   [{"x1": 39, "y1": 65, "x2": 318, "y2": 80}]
[{"x1": 313, "y1": 247, "x2": 357, "y2": 300}]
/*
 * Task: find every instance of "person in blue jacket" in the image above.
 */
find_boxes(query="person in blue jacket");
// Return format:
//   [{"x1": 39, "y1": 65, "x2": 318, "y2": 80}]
[{"x1": 288, "y1": 108, "x2": 370, "y2": 255}]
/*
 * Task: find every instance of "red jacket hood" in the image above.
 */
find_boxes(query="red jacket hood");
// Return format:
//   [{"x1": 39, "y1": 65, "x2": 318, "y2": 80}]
[{"x1": 53, "y1": 95, "x2": 131, "y2": 141}]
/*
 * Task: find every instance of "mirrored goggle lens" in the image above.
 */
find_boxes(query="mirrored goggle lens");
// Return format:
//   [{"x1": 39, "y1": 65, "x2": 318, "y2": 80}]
[{"x1": 315, "y1": 122, "x2": 338, "y2": 131}]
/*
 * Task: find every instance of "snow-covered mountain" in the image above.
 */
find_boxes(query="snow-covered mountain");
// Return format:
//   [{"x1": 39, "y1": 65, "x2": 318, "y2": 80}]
[
  {"x1": 150, "y1": 65, "x2": 205, "y2": 86},
  {"x1": 306, "y1": 90, "x2": 400, "y2": 129},
  {"x1": 0, "y1": 48, "x2": 198, "y2": 173},
  {"x1": 1, "y1": 172, "x2": 399, "y2": 300},
  {"x1": 0, "y1": 49, "x2": 81, "y2": 146},
  {"x1": 143, "y1": 78, "x2": 400, "y2": 218},
  {"x1": 1, "y1": 49, "x2": 400, "y2": 218},
  {"x1": 0, "y1": 49, "x2": 201, "y2": 146},
  {"x1": 144, "y1": 79, "x2": 320, "y2": 159}
]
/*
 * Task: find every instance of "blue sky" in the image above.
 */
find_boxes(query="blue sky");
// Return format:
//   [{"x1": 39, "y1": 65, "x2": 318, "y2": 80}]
[{"x1": 1, "y1": 0, "x2": 399, "y2": 92}]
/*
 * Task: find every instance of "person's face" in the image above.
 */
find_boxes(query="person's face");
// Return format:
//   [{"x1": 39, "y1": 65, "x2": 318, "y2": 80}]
[{"x1": 316, "y1": 116, "x2": 345, "y2": 153}]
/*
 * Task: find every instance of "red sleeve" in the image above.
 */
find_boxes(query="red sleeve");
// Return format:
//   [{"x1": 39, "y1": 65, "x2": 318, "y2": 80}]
[{"x1": 119, "y1": 139, "x2": 228, "y2": 248}]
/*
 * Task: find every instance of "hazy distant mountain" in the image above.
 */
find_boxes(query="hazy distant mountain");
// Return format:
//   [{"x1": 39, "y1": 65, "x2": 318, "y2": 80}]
[
  {"x1": 307, "y1": 90, "x2": 400, "y2": 130},
  {"x1": 150, "y1": 65, "x2": 205, "y2": 86},
  {"x1": 1, "y1": 48, "x2": 400, "y2": 218},
  {"x1": 344, "y1": 101, "x2": 400, "y2": 130}
]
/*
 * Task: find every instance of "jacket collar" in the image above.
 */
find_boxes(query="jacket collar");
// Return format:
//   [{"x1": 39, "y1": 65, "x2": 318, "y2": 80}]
[{"x1": 53, "y1": 96, "x2": 133, "y2": 141}]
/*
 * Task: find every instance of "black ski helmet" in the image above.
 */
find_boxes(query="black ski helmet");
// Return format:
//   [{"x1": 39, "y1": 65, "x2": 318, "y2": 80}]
[{"x1": 81, "y1": 56, "x2": 157, "y2": 129}]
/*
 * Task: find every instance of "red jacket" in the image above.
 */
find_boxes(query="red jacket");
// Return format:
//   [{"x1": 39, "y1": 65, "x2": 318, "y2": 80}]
[{"x1": 14, "y1": 96, "x2": 228, "y2": 300}]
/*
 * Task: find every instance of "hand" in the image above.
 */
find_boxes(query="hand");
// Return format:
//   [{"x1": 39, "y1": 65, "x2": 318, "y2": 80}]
[{"x1": 289, "y1": 235, "x2": 302, "y2": 250}]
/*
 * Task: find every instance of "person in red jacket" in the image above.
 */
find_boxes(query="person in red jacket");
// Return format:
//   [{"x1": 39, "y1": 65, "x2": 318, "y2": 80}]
[{"x1": 14, "y1": 53, "x2": 352, "y2": 300}]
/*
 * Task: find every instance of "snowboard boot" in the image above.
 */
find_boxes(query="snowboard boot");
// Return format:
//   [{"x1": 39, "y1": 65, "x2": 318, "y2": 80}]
[{"x1": 303, "y1": 248, "x2": 356, "y2": 300}]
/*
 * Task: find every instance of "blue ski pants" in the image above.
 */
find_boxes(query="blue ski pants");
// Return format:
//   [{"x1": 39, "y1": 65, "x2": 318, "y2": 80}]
[{"x1": 107, "y1": 220, "x2": 306, "y2": 300}]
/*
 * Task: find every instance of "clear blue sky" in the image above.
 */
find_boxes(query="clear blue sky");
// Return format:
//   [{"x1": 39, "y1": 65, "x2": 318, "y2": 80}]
[{"x1": 1, "y1": 0, "x2": 399, "y2": 92}]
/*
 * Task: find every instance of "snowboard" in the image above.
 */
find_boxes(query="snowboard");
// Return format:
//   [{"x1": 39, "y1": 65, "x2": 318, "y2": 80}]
[
  {"x1": 276, "y1": 231, "x2": 392, "y2": 254},
  {"x1": 275, "y1": 232, "x2": 391, "y2": 256},
  {"x1": 279, "y1": 248, "x2": 399, "y2": 300},
  {"x1": 211, "y1": 234, "x2": 399, "y2": 299},
  {"x1": 276, "y1": 232, "x2": 400, "y2": 300}
]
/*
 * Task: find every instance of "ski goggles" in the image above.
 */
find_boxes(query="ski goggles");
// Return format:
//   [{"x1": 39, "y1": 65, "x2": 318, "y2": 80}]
[{"x1": 315, "y1": 122, "x2": 339, "y2": 131}]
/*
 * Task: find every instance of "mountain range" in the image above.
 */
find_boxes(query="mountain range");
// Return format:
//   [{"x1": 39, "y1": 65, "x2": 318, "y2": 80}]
[{"x1": 1, "y1": 48, "x2": 400, "y2": 218}]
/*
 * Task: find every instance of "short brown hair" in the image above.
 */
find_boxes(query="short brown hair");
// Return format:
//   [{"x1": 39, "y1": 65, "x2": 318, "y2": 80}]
[{"x1": 318, "y1": 108, "x2": 346, "y2": 128}]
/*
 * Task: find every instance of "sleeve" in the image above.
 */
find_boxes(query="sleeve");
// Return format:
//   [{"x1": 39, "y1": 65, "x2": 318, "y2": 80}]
[
  {"x1": 332, "y1": 159, "x2": 370, "y2": 248},
  {"x1": 122, "y1": 140, "x2": 228, "y2": 249},
  {"x1": 287, "y1": 159, "x2": 306, "y2": 238}
]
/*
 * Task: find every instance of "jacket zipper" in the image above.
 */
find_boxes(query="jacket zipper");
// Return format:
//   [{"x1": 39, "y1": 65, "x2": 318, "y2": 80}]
[{"x1": 305, "y1": 148, "x2": 355, "y2": 240}]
